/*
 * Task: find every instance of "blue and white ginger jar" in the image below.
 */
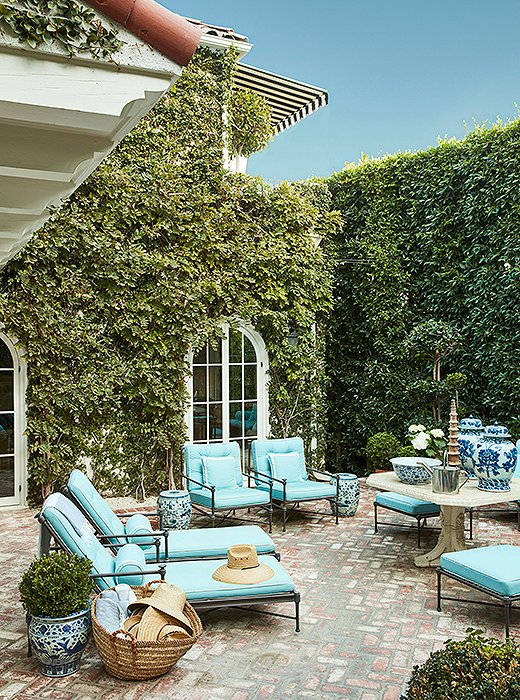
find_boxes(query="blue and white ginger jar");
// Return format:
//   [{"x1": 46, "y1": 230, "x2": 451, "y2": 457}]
[
  {"x1": 458, "y1": 416, "x2": 484, "y2": 478},
  {"x1": 157, "y1": 489, "x2": 192, "y2": 529},
  {"x1": 330, "y1": 473, "x2": 359, "y2": 517},
  {"x1": 29, "y1": 609, "x2": 91, "y2": 677},
  {"x1": 475, "y1": 423, "x2": 517, "y2": 492}
]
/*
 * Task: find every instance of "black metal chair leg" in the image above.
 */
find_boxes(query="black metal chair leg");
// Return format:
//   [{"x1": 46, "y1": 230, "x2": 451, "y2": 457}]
[
  {"x1": 417, "y1": 517, "x2": 422, "y2": 549},
  {"x1": 294, "y1": 592, "x2": 301, "y2": 632},
  {"x1": 282, "y1": 504, "x2": 287, "y2": 532},
  {"x1": 469, "y1": 508, "x2": 473, "y2": 540},
  {"x1": 505, "y1": 601, "x2": 511, "y2": 638},
  {"x1": 374, "y1": 502, "x2": 378, "y2": 533},
  {"x1": 268, "y1": 505, "x2": 273, "y2": 534},
  {"x1": 436, "y1": 569, "x2": 442, "y2": 612},
  {"x1": 26, "y1": 614, "x2": 32, "y2": 657}
]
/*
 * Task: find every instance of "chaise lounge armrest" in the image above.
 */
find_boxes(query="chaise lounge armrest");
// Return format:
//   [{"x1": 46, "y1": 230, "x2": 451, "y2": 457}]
[
  {"x1": 96, "y1": 530, "x2": 170, "y2": 560},
  {"x1": 91, "y1": 564, "x2": 167, "y2": 585}
]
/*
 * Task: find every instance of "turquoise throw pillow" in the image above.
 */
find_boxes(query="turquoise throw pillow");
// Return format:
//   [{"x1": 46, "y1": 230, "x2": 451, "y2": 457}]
[
  {"x1": 125, "y1": 513, "x2": 154, "y2": 551},
  {"x1": 114, "y1": 543, "x2": 146, "y2": 585},
  {"x1": 268, "y1": 452, "x2": 303, "y2": 482},
  {"x1": 202, "y1": 455, "x2": 238, "y2": 489}
]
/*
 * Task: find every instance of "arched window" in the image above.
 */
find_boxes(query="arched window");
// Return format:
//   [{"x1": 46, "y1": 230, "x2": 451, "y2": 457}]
[
  {"x1": 187, "y1": 325, "x2": 268, "y2": 468},
  {"x1": 0, "y1": 334, "x2": 26, "y2": 506}
]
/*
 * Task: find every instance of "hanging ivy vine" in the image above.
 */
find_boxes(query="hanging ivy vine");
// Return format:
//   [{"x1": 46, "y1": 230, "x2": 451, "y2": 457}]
[{"x1": 0, "y1": 0, "x2": 122, "y2": 58}]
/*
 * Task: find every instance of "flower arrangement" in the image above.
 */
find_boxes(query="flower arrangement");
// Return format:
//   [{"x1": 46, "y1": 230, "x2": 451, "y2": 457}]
[{"x1": 407, "y1": 424, "x2": 447, "y2": 460}]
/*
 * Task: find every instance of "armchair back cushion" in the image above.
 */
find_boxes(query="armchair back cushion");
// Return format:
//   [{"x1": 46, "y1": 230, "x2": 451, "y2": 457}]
[
  {"x1": 268, "y1": 452, "x2": 303, "y2": 482},
  {"x1": 252, "y1": 438, "x2": 308, "y2": 484},
  {"x1": 202, "y1": 455, "x2": 238, "y2": 489},
  {"x1": 184, "y1": 442, "x2": 242, "y2": 492}
]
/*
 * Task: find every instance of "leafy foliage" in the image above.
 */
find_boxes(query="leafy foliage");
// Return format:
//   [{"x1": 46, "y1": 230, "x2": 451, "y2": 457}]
[
  {"x1": 401, "y1": 629, "x2": 520, "y2": 700},
  {"x1": 0, "y1": 0, "x2": 122, "y2": 58},
  {"x1": 0, "y1": 48, "x2": 338, "y2": 500},
  {"x1": 365, "y1": 432, "x2": 402, "y2": 471},
  {"x1": 327, "y1": 119, "x2": 520, "y2": 471},
  {"x1": 229, "y1": 89, "x2": 273, "y2": 158},
  {"x1": 19, "y1": 552, "x2": 93, "y2": 617}
]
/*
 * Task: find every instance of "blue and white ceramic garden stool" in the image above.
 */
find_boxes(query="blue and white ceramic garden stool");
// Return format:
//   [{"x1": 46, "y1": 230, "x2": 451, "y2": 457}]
[
  {"x1": 330, "y1": 473, "x2": 359, "y2": 517},
  {"x1": 157, "y1": 489, "x2": 192, "y2": 529}
]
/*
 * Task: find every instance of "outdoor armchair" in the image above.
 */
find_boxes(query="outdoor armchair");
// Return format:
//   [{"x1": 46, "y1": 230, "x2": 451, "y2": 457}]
[
  {"x1": 183, "y1": 442, "x2": 273, "y2": 532},
  {"x1": 251, "y1": 437, "x2": 340, "y2": 531},
  {"x1": 64, "y1": 469, "x2": 277, "y2": 562},
  {"x1": 38, "y1": 493, "x2": 301, "y2": 631}
]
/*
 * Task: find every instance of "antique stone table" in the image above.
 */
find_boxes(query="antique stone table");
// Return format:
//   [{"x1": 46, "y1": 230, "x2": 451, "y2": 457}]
[{"x1": 366, "y1": 472, "x2": 520, "y2": 567}]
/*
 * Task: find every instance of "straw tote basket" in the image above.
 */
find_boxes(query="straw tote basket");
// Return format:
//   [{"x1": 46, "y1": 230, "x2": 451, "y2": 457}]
[{"x1": 91, "y1": 581, "x2": 203, "y2": 680}]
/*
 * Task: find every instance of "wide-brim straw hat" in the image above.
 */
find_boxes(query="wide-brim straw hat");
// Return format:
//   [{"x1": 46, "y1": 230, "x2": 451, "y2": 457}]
[
  {"x1": 127, "y1": 582, "x2": 193, "y2": 634},
  {"x1": 212, "y1": 544, "x2": 275, "y2": 585},
  {"x1": 136, "y1": 606, "x2": 192, "y2": 641}
]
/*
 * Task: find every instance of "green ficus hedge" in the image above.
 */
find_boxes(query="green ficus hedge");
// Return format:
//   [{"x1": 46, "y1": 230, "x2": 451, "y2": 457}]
[
  {"x1": 0, "y1": 48, "x2": 338, "y2": 501},
  {"x1": 327, "y1": 121, "x2": 520, "y2": 471}
]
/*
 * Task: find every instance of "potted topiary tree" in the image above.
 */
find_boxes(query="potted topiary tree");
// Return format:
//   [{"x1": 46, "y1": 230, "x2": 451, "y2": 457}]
[{"x1": 19, "y1": 551, "x2": 94, "y2": 677}]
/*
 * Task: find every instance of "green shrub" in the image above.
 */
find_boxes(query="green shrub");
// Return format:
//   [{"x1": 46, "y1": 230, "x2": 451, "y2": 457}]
[
  {"x1": 396, "y1": 445, "x2": 416, "y2": 458},
  {"x1": 401, "y1": 630, "x2": 520, "y2": 700},
  {"x1": 19, "y1": 552, "x2": 93, "y2": 618},
  {"x1": 366, "y1": 432, "x2": 402, "y2": 470}
]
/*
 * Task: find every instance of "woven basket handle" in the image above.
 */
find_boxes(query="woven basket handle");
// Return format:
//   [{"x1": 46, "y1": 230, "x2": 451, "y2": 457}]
[
  {"x1": 110, "y1": 629, "x2": 138, "y2": 664},
  {"x1": 142, "y1": 579, "x2": 165, "y2": 594}
]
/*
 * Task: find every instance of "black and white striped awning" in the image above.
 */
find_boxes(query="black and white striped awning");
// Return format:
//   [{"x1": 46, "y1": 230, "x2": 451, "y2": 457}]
[{"x1": 234, "y1": 63, "x2": 328, "y2": 134}]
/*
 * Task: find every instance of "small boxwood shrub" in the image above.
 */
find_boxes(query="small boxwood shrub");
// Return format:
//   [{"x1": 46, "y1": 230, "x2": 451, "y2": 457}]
[
  {"x1": 401, "y1": 630, "x2": 520, "y2": 700},
  {"x1": 366, "y1": 432, "x2": 402, "y2": 471},
  {"x1": 19, "y1": 552, "x2": 93, "y2": 618}
]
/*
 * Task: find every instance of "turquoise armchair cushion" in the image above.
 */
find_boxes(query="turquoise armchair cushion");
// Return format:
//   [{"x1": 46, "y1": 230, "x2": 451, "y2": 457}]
[
  {"x1": 258, "y1": 480, "x2": 336, "y2": 502},
  {"x1": 268, "y1": 452, "x2": 302, "y2": 482},
  {"x1": 190, "y1": 486, "x2": 270, "y2": 509},
  {"x1": 67, "y1": 469, "x2": 126, "y2": 545},
  {"x1": 114, "y1": 543, "x2": 146, "y2": 585},
  {"x1": 184, "y1": 442, "x2": 242, "y2": 492},
  {"x1": 440, "y1": 545, "x2": 520, "y2": 597},
  {"x1": 375, "y1": 492, "x2": 441, "y2": 516},
  {"x1": 125, "y1": 513, "x2": 154, "y2": 551},
  {"x1": 252, "y1": 437, "x2": 308, "y2": 482},
  {"x1": 202, "y1": 455, "x2": 238, "y2": 489}
]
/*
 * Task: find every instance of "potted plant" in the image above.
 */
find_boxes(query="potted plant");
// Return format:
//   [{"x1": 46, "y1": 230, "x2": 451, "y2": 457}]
[
  {"x1": 401, "y1": 629, "x2": 520, "y2": 699},
  {"x1": 19, "y1": 551, "x2": 94, "y2": 677}
]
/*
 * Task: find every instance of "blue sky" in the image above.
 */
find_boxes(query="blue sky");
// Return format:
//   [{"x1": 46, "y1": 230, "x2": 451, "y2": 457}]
[{"x1": 160, "y1": 0, "x2": 520, "y2": 183}]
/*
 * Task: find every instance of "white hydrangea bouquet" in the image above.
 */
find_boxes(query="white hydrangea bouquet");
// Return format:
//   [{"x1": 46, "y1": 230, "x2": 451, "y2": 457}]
[{"x1": 407, "y1": 424, "x2": 447, "y2": 460}]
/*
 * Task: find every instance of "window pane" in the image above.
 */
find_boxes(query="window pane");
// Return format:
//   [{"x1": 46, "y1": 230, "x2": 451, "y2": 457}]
[
  {"x1": 208, "y1": 339, "x2": 222, "y2": 364},
  {"x1": 209, "y1": 403, "x2": 222, "y2": 440},
  {"x1": 229, "y1": 330, "x2": 242, "y2": 363},
  {"x1": 192, "y1": 345, "x2": 206, "y2": 365},
  {"x1": 208, "y1": 366, "x2": 222, "y2": 401},
  {"x1": 244, "y1": 365, "x2": 257, "y2": 400},
  {"x1": 0, "y1": 416, "x2": 14, "y2": 454},
  {"x1": 192, "y1": 404, "x2": 207, "y2": 441},
  {"x1": 244, "y1": 402, "x2": 257, "y2": 436},
  {"x1": 192, "y1": 366, "x2": 207, "y2": 402},
  {"x1": 229, "y1": 365, "x2": 242, "y2": 401},
  {"x1": 229, "y1": 402, "x2": 243, "y2": 437},
  {"x1": 0, "y1": 456, "x2": 14, "y2": 498},
  {"x1": 243, "y1": 336, "x2": 256, "y2": 363},
  {"x1": 0, "y1": 373, "x2": 13, "y2": 411},
  {"x1": 0, "y1": 343, "x2": 13, "y2": 369}
]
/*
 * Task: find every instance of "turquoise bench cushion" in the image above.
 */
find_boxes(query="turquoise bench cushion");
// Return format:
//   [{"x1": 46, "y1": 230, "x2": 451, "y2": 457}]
[
  {"x1": 375, "y1": 492, "x2": 440, "y2": 516},
  {"x1": 259, "y1": 480, "x2": 336, "y2": 502},
  {"x1": 190, "y1": 486, "x2": 270, "y2": 509},
  {"x1": 144, "y1": 525, "x2": 275, "y2": 561},
  {"x1": 440, "y1": 545, "x2": 520, "y2": 597}
]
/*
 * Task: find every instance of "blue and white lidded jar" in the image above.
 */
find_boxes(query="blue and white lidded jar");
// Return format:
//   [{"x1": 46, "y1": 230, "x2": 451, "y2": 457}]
[
  {"x1": 157, "y1": 490, "x2": 192, "y2": 529},
  {"x1": 475, "y1": 424, "x2": 517, "y2": 492},
  {"x1": 330, "y1": 473, "x2": 359, "y2": 517},
  {"x1": 458, "y1": 416, "x2": 484, "y2": 478}
]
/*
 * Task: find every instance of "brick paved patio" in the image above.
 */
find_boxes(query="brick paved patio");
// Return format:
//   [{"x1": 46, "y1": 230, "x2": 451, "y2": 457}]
[{"x1": 1, "y1": 481, "x2": 519, "y2": 700}]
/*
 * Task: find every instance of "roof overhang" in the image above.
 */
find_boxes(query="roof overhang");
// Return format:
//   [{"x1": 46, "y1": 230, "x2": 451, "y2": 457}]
[{"x1": 234, "y1": 63, "x2": 328, "y2": 135}]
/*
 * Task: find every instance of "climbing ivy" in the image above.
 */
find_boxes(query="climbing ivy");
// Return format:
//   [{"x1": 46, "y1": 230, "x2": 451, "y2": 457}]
[
  {"x1": 0, "y1": 0, "x2": 122, "y2": 58},
  {"x1": 0, "y1": 48, "x2": 338, "y2": 501}
]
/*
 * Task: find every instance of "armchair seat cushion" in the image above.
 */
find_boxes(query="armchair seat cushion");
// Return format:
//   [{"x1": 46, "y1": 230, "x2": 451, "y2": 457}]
[
  {"x1": 375, "y1": 492, "x2": 440, "y2": 516},
  {"x1": 143, "y1": 525, "x2": 275, "y2": 561},
  {"x1": 259, "y1": 480, "x2": 336, "y2": 502},
  {"x1": 440, "y1": 545, "x2": 520, "y2": 597},
  {"x1": 190, "y1": 486, "x2": 271, "y2": 509}
]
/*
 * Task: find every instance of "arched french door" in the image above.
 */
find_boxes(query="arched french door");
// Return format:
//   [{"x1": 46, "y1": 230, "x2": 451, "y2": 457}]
[
  {"x1": 0, "y1": 334, "x2": 26, "y2": 506},
  {"x1": 187, "y1": 325, "x2": 268, "y2": 469}
]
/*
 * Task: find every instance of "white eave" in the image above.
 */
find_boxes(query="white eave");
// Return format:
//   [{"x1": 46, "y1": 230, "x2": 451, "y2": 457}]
[{"x1": 0, "y1": 21, "x2": 184, "y2": 268}]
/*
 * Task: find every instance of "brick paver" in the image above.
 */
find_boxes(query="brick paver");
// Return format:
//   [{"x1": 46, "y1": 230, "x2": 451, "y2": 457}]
[{"x1": 1, "y1": 482, "x2": 519, "y2": 699}]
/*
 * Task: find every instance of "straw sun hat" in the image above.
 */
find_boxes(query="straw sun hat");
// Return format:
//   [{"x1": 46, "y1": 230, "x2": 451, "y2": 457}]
[
  {"x1": 212, "y1": 544, "x2": 275, "y2": 585},
  {"x1": 126, "y1": 582, "x2": 194, "y2": 641}
]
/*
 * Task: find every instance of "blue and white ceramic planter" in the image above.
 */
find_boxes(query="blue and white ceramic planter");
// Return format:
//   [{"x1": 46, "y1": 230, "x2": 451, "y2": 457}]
[
  {"x1": 475, "y1": 424, "x2": 517, "y2": 492},
  {"x1": 157, "y1": 489, "x2": 192, "y2": 529},
  {"x1": 330, "y1": 473, "x2": 359, "y2": 517},
  {"x1": 458, "y1": 416, "x2": 483, "y2": 478},
  {"x1": 29, "y1": 609, "x2": 91, "y2": 677}
]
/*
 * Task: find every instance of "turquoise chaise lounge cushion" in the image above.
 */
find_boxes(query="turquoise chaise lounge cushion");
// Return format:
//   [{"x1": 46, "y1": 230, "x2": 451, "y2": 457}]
[
  {"x1": 68, "y1": 469, "x2": 126, "y2": 544},
  {"x1": 189, "y1": 486, "x2": 270, "y2": 509},
  {"x1": 144, "y1": 525, "x2": 275, "y2": 562},
  {"x1": 440, "y1": 545, "x2": 520, "y2": 597},
  {"x1": 375, "y1": 492, "x2": 441, "y2": 516}
]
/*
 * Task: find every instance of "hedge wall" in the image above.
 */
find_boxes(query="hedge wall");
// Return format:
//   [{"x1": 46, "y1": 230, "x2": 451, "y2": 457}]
[
  {"x1": 0, "y1": 49, "x2": 338, "y2": 501},
  {"x1": 327, "y1": 121, "x2": 520, "y2": 472}
]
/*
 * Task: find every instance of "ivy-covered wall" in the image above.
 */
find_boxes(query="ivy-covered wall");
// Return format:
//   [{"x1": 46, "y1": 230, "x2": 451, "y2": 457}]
[
  {"x1": 326, "y1": 121, "x2": 520, "y2": 472},
  {"x1": 0, "y1": 49, "x2": 338, "y2": 502}
]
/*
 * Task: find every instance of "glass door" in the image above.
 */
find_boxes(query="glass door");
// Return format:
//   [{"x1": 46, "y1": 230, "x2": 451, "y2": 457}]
[{"x1": 0, "y1": 341, "x2": 17, "y2": 505}]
